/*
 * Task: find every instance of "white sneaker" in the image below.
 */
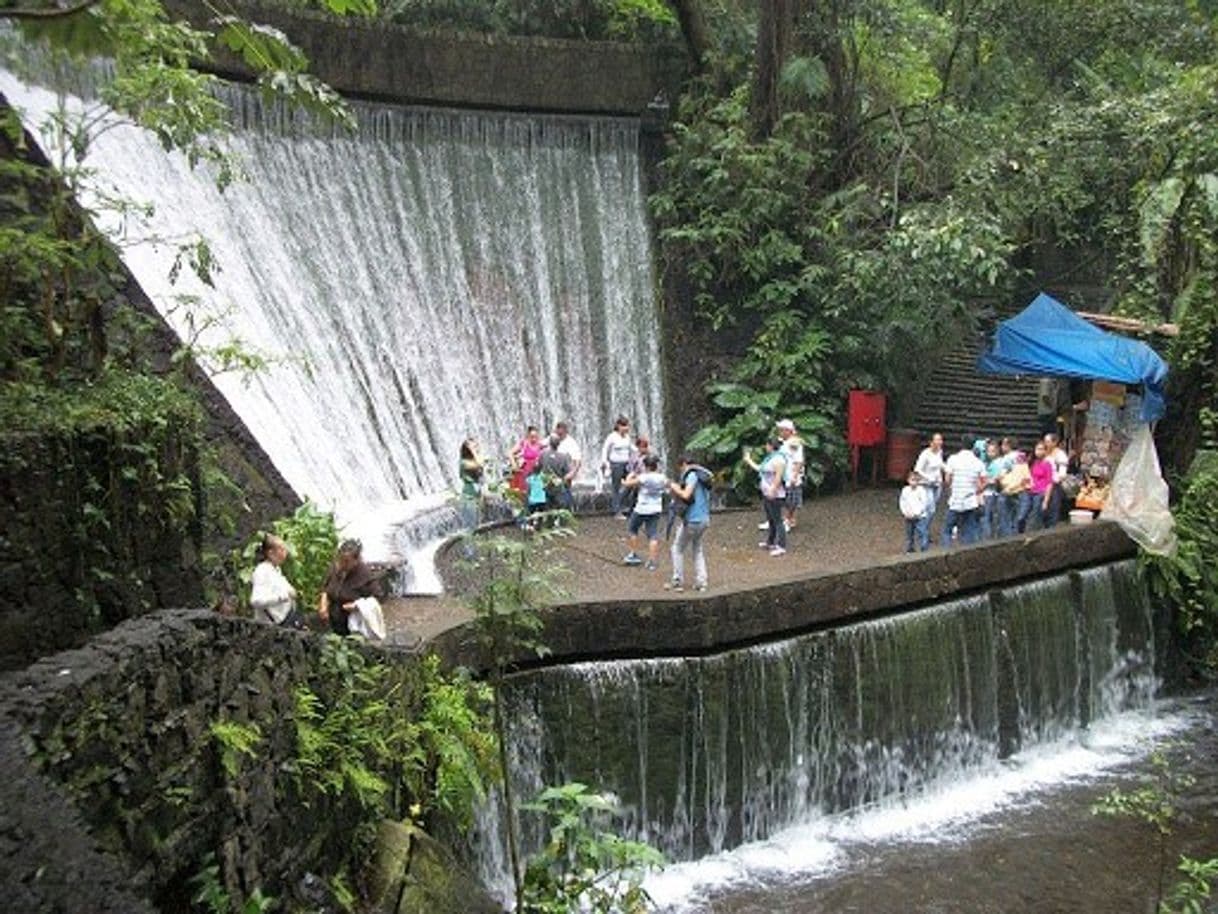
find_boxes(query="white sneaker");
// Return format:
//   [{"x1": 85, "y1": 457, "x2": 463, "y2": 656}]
[
  {"x1": 769, "y1": 546, "x2": 787, "y2": 557},
  {"x1": 758, "y1": 521, "x2": 769, "y2": 530},
  {"x1": 783, "y1": 519, "x2": 791, "y2": 532}
]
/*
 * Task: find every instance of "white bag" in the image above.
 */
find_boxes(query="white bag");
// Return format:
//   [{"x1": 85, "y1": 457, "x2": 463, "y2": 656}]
[{"x1": 1100, "y1": 424, "x2": 1177, "y2": 556}]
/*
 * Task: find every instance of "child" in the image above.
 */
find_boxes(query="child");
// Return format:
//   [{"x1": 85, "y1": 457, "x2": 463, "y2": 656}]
[
  {"x1": 899, "y1": 470, "x2": 931, "y2": 553},
  {"x1": 622, "y1": 454, "x2": 668, "y2": 571},
  {"x1": 525, "y1": 461, "x2": 548, "y2": 530}
]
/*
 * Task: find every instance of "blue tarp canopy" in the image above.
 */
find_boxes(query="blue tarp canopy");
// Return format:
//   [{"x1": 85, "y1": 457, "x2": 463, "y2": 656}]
[{"x1": 977, "y1": 293, "x2": 1169, "y2": 422}]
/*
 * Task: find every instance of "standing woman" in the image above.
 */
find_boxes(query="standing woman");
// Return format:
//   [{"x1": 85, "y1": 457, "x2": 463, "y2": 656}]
[
  {"x1": 756, "y1": 439, "x2": 788, "y2": 556},
  {"x1": 1027, "y1": 441, "x2": 1055, "y2": 531},
  {"x1": 249, "y1": 534, "x2": 304, "y2": 629},
  {"x1": 458, "y1": 438, "x2": 484, "y2": 557},
  {"x1": 600, "y1": 416, "x2": 636, "y2": 518},
  {"x1": 509, "y1": 425, "x2": 544, "y2": 497},
  {"x1": 318, "y1": 539, "x2": 380, "y2": 637}
]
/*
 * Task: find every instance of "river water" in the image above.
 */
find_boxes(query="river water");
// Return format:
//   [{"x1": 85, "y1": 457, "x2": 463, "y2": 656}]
[{"x1": 647, "y1": 693, "x2": 1218, "y2": 914}]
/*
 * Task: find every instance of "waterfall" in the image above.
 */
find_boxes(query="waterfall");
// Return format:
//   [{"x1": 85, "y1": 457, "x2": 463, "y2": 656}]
[
  {"x1": 0, "y1": 60, "x2": 666, "y2": 580},
  {"x1": 485, "y1": 560, "x2": 1158, "y2": 886}
]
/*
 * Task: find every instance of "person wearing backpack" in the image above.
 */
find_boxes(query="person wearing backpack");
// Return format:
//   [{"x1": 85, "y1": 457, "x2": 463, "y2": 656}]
[{"x1": 666, "y1": 454, "x2": 712, "y2": 592}]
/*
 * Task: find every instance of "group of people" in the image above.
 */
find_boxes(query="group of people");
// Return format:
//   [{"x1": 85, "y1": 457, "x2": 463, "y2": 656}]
[
  {"x1": 250, "y1": 419, "x2": 1076, "y2": 629},
  {"x1": 250, "y1": 534, "x2": 383, "y2": 635},
  {"x1": 900, "y1": 431, "x2": 1074, "y2": 552},
  {"x1": 457, "y1": 415, "x2": 719, "y2": 591}
]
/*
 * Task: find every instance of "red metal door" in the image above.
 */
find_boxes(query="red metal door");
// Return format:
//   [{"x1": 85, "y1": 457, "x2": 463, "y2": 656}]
[{"x1": 847, "y1": 390, "x2": 886, "y2": 446}]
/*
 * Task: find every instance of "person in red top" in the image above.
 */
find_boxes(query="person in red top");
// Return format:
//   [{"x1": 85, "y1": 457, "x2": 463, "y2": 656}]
[{"x1": 1028, "y1": 440, "x2": 1055, "y2": 530}]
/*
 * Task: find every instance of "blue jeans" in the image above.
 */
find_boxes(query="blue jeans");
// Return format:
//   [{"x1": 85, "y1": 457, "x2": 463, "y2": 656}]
[
  {"x1": 609, "y1": 461, "x2": 629, "y2": 514},
  {"x1": 941, "y1": 506, "x2": 980, "y2": 546},
  {"x1": 670, "y1": 519, "x2": 708, "y2": 588},
  {"x1": 1015, "y1": 493, "x2": 1035, "y2": 532},
  {"x1": 999, "y1": 494, "x2": 1019, "y2": 536},
  {"x1": 905, "y1": 515, "x2": 929, "y2": 552},
  {"x1": 1044, "y1": 484, "x2": 1063, "y2": 528},
  {"x1": 458, "y1": 496, "x2": 480, "y2": 558},
  {"x1": 920, "y1": 484, "x2": 940, "y2": 550},
  {"x1": 764, "y1": 497, "x2": 787, "y2": 548},
  {"x1": 981, "y1": 493, "x2": 1000, "y2": 539}
]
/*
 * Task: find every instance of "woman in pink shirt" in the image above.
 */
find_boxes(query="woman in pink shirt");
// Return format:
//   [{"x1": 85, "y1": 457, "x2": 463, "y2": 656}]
[{"x1": 1028, "y1": 441, "x2": 1055, "y2": 530}]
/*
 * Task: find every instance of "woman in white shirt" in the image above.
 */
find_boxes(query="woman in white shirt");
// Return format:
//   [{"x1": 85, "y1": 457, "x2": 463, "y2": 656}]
[
  {"x1": 600, "y1": 416, "x2": 637, "y2": 518},
  {"x1": 250, "y1": 534, "x2": 304, "y2": 629}
]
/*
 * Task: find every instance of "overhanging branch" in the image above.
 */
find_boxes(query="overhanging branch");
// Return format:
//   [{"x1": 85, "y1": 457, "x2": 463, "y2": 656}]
[{"x1": 0, "y1": 0, "x2": 101, "y2": 21}]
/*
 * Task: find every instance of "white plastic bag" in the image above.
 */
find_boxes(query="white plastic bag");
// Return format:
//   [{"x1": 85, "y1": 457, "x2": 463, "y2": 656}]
[{"x1": 1100, "y1": 423, "x2": 1177, "y2": 556}]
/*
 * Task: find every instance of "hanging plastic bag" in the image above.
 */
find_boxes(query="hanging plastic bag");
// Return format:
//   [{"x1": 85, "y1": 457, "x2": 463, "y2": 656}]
[{"x1": 1100, "y1": 423, "x2": 1177, "y2": 556}]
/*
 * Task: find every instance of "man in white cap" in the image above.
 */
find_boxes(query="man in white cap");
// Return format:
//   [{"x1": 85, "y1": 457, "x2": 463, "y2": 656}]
[{"x1": 760, "y1": 418, "x2": 806, "y2": 533}]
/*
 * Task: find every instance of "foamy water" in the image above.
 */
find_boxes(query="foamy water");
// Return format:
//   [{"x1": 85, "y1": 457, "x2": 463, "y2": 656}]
[{"x1": 646, "y1": 702, "x2": 1197, "y2": 912}]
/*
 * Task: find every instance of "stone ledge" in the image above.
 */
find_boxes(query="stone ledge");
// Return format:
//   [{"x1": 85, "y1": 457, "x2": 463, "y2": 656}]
[
  {"x1": 166, "y1": 0, "x2": 687, "y2": 115},
  {"x1": 427, "y1": 521, "x2": 1138, "y2": 670}
]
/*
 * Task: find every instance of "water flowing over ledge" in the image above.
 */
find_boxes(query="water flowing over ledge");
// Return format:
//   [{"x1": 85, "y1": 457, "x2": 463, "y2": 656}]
[
  {"x1": 472, "y1": 559, "x2": 1164, "y2": 902},
  {"x1": 0, "y1": 64, "x2": 666, "y2": 582}
]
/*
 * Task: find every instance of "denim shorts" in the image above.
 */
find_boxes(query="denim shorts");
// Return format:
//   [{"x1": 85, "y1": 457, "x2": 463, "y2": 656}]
[{"x1": 628, "y1": 512, "x2": 660, "y2": 539}]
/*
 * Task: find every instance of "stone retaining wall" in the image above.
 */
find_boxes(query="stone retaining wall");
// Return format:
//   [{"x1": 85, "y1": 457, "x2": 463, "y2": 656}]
[
  {"x1": 0, "y1": 611, "x2": 418, "y2": 913},
  {"x1": 166, "y1": 0, "x2": 687, "y2": 115},
  {"x1": 429, "y1": 521, "x2": 1139, "y2": 670}
]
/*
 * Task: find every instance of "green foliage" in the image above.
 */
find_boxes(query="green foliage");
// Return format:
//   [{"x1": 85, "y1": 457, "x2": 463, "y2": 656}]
[
  {"x1": 291, "y1": 637, "x2": 497, "y2": 826},
  {"x1": 0, "y1": 371, "x2": 204, "y2": 633},
  {"x1": 652, "y1": 81, "x2": 1012, "y2": 478},
  {"x1": 1162, "y1": 855, "x2": 1218, "y2": 914},
  {"x1": 236, "y1": 501, "x2": 339, "y2": 615},
  {"x1": 1093, "y1": 745, "x2": 1218, "y2": 913},
  {"x1": 414, "y1": 655, "x2": 498, "y2": 826},
  {"x1": 464, "y1": 523, "x2": 571, "y2": 908},
  {"x1": 209, "y1": 719, "x2": 263, "y2": 779},
  {"x1": 1144, "y1": 450, "x2": 1218, "y2": 673},
  {"x1": 190, "y1": 857, "x2": 275, "y2": 914},
  {"x1": 521, "y1": 782, "x2": 664, "y2": 914},
  {"x1": 468, "y1": 525, "x2": 572, "y2": 670},
  {"x1": 382, "y1": 0, "x2": 679, "y2": 42}
]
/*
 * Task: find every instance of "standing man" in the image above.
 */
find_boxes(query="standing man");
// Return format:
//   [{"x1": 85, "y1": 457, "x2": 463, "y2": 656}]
[
  {"x1": 913, "y1": 432, "x2": 946, "y2": 549},
  {"x1": 539, "y1": 434, "x2": 573, "y2": 511},
  {"x1": 667, "y1": 454, "x2": 712, "y2": 592},
  {"x1": 776, "y1": 418, "x2": 805, "y2": 531},
  {"x1": 553, "y1": 420, "x2": 582, "y2": 501},
  {"x1": 941, "y1": 435, "x2": 987, "y2": 547}
]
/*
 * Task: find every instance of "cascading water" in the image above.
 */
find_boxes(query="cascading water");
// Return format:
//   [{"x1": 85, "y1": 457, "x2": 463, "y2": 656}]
[
  {"x1": 482, "y1": 560, "x2": 1161, "y2": 902},
  {"x1": 0, "y1": 58, "x2": 666, "y2": 589}
]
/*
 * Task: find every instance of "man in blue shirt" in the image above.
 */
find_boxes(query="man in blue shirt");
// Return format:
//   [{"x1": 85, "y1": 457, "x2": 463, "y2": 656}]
[{"x1": 667, "y1": 454, "x2": 712, "y2": 592}]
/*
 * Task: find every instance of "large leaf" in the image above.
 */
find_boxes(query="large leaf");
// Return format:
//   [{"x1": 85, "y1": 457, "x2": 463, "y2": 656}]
[
  {"x1": 214, "y1": 17, "x2": 307, "y2": 73},
  {"x1": 684, "y1": 423, "x2": 728, "y2": 452},
  {"x1": 710, "y1": 383, "x2": 759, "y2": 410}
]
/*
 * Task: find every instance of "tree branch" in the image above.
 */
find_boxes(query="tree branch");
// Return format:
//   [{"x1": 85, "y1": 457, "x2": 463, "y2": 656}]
[{"x1": 0, "y1": 0, "x2": 101, "y2": 21}]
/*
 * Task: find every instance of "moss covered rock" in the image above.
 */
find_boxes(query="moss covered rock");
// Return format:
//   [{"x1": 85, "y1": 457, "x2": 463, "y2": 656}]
[{"x1": 370, "y1": 819, "x2": 501, "y2": 914}]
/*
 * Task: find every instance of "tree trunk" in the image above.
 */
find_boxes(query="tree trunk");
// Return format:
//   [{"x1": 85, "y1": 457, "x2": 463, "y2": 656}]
[
  {"x1": 752, "y1": 0, "x2": 797, "y2": 138},
  {"x1": 668, "y1": 0, "x2": 713, "y2": 71}
]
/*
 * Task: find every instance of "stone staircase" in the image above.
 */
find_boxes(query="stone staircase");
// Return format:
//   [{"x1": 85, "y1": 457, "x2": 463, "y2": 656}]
[{"x1": 911, "y1": 334, "x2": 1044, "y2": 451}]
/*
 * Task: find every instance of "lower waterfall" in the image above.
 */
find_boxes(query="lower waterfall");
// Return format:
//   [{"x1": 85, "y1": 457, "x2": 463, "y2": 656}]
[{"x1": 477, "y1": 560, "x2": 1161, "y2": 897}]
